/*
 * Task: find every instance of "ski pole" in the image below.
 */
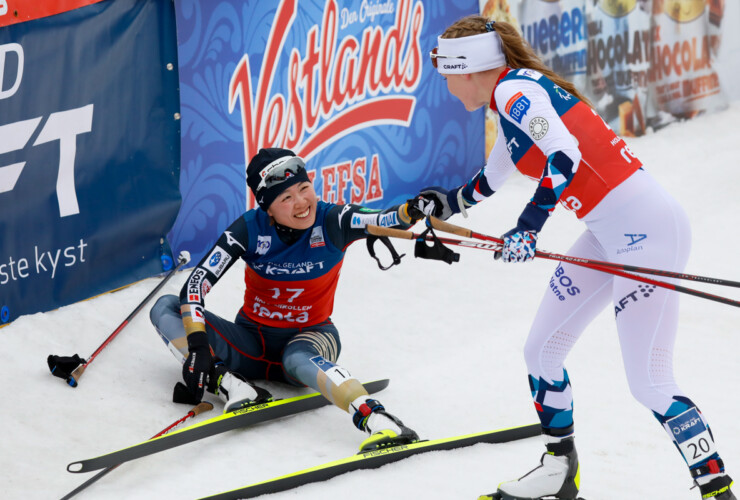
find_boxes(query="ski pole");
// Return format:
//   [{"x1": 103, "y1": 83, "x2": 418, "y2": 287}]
[
  {"x1": 59, "y1": 401, "x2": 213, "y2": 500},
  {"x1": 425, "y1": 217, "x2": 740, "y2": 308},
  {"x1": 428, "y1": 217, "x2": 740, "y2": 288},
  {"x1": 367, "y1": 224, "x2": 740, "y2": 309},
  {"x1": 48, "y1": 250, "x2": 191, "y2": 387}
]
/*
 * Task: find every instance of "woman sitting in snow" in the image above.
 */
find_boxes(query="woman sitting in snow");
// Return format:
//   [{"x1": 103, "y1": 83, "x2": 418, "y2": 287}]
[{"x1": 150, "y1": 147, "x2": 422, "y2": 452}]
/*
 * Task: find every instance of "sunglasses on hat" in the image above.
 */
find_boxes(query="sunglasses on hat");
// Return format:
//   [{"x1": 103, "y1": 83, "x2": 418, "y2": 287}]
[
  {"x1": 429, "y1": 47, "x2": 467, "y2": 69},
  {"x1": 256, "y1": 156, "x2": 306, "y2": 193}
]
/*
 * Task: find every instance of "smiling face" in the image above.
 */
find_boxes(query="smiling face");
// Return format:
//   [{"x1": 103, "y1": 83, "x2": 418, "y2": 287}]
[{"x1": 266, "y1": 181, "x2": 318, "y2": 230}]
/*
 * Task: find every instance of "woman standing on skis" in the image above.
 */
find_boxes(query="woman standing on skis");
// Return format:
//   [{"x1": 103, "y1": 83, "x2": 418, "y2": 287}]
[
  {"x1": 150, "y1": 147, "x2": 421, "y2": 452},
  {"x1": 413, "y1": 16, "x2": 735, "y2": 500}
]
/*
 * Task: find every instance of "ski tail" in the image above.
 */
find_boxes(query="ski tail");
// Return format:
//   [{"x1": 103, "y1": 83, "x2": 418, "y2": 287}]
[{"x1": 199, "y1": 423, "x2": 542, "y2": 500}]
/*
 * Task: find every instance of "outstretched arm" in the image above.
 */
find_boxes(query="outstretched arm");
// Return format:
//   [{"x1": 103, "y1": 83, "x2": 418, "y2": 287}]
[
  {"x1": 325, "y1": 203, "x2": 414, "y2": 249},
  {"x1": 413, "y1": 124, "x2": 517, "y2": 220}
]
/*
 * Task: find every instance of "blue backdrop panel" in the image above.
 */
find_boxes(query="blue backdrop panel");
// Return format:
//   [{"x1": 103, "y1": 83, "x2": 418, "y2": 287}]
[
  {"x1": 0, "y1": 0, "x2": 181, "y2": 324},
  {"x1": 170, "y1": 0, "x2": 484, "y2": 263}
]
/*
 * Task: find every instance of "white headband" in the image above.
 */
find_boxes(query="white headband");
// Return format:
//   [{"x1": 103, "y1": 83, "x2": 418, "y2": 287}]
[{"x1": 434, "y1": 31, "x2": 506, "y2": 75}]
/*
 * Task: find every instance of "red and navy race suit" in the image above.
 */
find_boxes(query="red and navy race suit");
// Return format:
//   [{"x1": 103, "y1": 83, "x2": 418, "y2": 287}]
[
  {"x1": 457, "y1": 68, "x2": 730, "y2": 481},
  {"x1": 459, "y1": 67, "x2": 643, "y2": 231},
  {"x1": 178, "y1": 201, "x2": 409, "y2": 337}
]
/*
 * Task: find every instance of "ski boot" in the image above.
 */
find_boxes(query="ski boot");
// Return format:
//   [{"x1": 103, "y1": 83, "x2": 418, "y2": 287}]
[
  {"x1": 351, "y1": 397, "x2": 418, "y2": 452},
  {"x1": 480, "y1": 432, "x2": 580, "y2": 500},
  {"x1": 696, "y1": 473, "x2": 736, "y2": 499},
  {"x1": 210, "y1": 363, "x2": 272, "y2": 413}
]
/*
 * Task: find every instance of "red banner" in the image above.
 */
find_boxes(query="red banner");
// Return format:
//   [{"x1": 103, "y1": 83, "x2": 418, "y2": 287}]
[{"x1": 0, "y1": 0, "x2": 104, "y2": 27}]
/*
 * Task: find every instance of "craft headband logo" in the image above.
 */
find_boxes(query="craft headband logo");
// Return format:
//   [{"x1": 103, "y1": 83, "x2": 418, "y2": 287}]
[{"x1": 228, "y1": 0, "x2": 424, "y2": 166}]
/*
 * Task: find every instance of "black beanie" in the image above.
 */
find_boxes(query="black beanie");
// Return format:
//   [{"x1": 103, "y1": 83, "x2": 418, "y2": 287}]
[{"x1": 247, "y1": 148, "x2": 310, "y2": 211}]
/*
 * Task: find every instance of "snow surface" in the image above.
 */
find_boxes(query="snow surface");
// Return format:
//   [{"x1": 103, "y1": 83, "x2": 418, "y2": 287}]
[{"x1": 3, "y1": 103, "x2": 740, "y2": 500}]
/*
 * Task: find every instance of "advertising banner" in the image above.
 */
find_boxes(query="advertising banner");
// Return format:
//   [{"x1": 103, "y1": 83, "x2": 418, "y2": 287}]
[
  {"x1": 0, "y1": 0, "x2": 181, "y2": 324},
  {"x1": 170, "y1": 0, "x2": 485, "y2": 262},
  {"x1": 0, "y1": 0, "x2": 105, "y2": 28},
  {"x1": 480, "y1": 0, "x2": 729, "y2": 153},
  {"x1": 518, "y1": 0, "x2": 588, "y2": 90},
  {"x1": 585, "y1": 0, "x2": 653, "y2": 136},
  {"x1": 649, "y1": 0, "x2": 726, "y2": 121}
]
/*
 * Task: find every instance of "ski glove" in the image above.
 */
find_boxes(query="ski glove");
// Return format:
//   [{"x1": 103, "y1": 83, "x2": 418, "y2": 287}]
[
  {"x1": 416, "y1": 186, "x2": 470, "y2": 221},
  {"x1": 182, "y1": 331, "x2": 213, "y2": 401},
  {"x1": 495, "y1": 229, "x2": 538, "y2": 263},
  {"x1": 402, "y1": 195, "x2": 436, "y2": 224}
]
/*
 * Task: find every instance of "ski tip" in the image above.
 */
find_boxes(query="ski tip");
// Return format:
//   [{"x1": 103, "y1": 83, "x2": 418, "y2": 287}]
[
  {"x1": 367, "y1": 379, "x2": 390, "y2": 392},
  {"x1": 67, "y1": 462, "x2": 83, "y2": 473}
]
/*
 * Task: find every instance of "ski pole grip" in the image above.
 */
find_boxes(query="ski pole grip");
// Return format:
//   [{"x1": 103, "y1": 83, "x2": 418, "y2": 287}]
[
  {"x1": 366, "y1": 225, "x2": 414, "y2": 240},
  {"x1": 67, "y1": 363, "x2": 87, "y2": 388},
  {"x1": 428, "y1": 217, "x2": 474, "y2": 238},
  {"x1": 193, "y1": 402, "x2": 215, "y2": 417}
]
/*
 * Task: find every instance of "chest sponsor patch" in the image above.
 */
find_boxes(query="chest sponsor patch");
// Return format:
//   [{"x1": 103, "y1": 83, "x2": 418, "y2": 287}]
[
  {"x1": 256, "y1": 235, "x2": 271, "y2": 256},
  {"x1": 505, "y1": 92, "x2": 531, "y2": 124},
  {"x1": 310, "y1": 226, "x2": 325, "y2": 248}
]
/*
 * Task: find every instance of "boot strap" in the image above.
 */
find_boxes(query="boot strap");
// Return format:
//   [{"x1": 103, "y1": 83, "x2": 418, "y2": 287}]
[{"x1": 691, "y1": 459, "x2": 726, "y2": 478}]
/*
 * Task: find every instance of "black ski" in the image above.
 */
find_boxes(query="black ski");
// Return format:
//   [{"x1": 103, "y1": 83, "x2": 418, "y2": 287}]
[
  {"x1": 67, "y1": 379, "x2": 389, "y2": 474},
  {"x1": 199, "y1": 422, "x2": 542, "y2": 499}
]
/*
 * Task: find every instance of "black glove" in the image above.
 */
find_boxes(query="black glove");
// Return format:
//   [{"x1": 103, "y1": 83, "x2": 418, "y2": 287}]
[
  {"x1": 417, "y1": 186, "x2": 470, "y2": 221},
  {"x1": 403, "y1": 195, "x2": 437, "y2": 223},
  {"x1": 182, "y1": 331, "x2": 213, "y2": 402},
  {"x1": 47, "y1": 354, "x2": 86, "y2": 381}
]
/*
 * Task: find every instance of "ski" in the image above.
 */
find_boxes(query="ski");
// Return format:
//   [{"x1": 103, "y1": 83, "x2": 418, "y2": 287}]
[
  {"x1": 67, "y1": 379, "x2": 389, "y2": 474},
  {"x1": 199, "y1": 422, "x2": 542, "y2": 500}
]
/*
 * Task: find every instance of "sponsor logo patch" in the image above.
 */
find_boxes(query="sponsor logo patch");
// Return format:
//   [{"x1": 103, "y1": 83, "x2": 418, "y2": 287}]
[
  {"x1": 376, "y1": 212, "x2": 398, "y2": 228},
  {"x1": 505, "y1": 92, "x2": 531, "y2": 124},
  {"x1": 256, "y1": 235, "x2": 271, "y2": 256},
  {"x1": 204, "y1": 246, "x2": 231, "y2": 277},
  {"x1": 224, "y1": 231, "x2": 246, "y2": 251},
  {"x1": 443, "y1": 62, "x2": 467, "y2": 71},
  {"x1": 310, "y1": 356, "x2": 352, "y2": 386},
  {"x1": 665, "y1": 407, "x2": 716, "y2": 467},
  {"x1": 351, "y1": 212, "x2": 379, "y2": 228},
  {"x1": 190, "y1": 305, "x2": 205, "y2": 324},
  {"x1": 310, "y1": 226, "x2": 325, "y2": 248},
  {"x1": 529, "y1": 117, "x2": 549, "y2": 140},
  {"x1": 614, "y1": 285, "x2": 656, "y2": 316},
  {"x1": 626, "y1": 233, "x2": 647, "y2": 246},
  {"x1": 337, "y1": 204, "x2": 352, "y2": 228},
  {"x1": 617, "y1": 234, "x2": 647, "y2": 255},
  {"x1": 517, "y1": 68, "x2": 543, "y2": 80}
]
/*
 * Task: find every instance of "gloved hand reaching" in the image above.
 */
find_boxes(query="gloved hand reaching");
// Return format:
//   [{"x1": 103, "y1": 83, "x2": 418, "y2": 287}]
[
  {"x1": 410, "y1": 186, "x2": 470, "y2": 221},
  {"x1": 495, "y1": 228, "x2": 538, "y2": 263},
  {"x1": 182, "y1": 331, "x2": 213, "y2": 401},
  {"x1": 403, "y1": 194, "x2": 438, "y2": 223}
]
